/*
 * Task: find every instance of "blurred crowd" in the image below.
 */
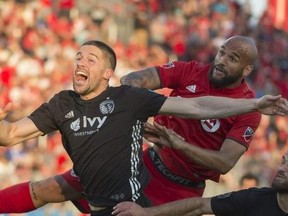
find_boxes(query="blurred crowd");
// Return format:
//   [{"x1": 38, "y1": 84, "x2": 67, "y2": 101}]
[{"x1": 0, "y1": 0, "x2": 287, "y2": 215}]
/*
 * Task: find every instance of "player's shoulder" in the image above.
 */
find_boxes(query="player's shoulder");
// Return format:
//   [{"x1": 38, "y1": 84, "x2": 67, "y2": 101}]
[
  {"x1": 242, "y1": 81, "x2": 257, "y2": 99},
  {"x1": 116, "y1": 85, "x2": 151, "y2": 93},
  {"x1": 54, "y1": 90, "x2": 77, "y2": 98},
  {"x1": 247, "y1": 187, "x2": 274, "y2": 193},
  {"x1": 181, "y1": 60, "x2": 210, "y2": 69},
  {"x1": 48, "y1": 90, "x2": 79, "y2": 104}
]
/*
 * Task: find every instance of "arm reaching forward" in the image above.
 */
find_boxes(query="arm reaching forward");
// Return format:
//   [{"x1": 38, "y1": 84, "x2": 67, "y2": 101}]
[
  {"x1": 144, "y1": 122, "x2": 245, "y2": 174},
  {"x1": 0, "y1": 103, "x2": 43, "y2": 147},
  {"x1": 112, "y1": 197, "x2": 213, "y2": 216},
  {"x1": 159, "y1": 95, "x2": 288, "y2": 119}
]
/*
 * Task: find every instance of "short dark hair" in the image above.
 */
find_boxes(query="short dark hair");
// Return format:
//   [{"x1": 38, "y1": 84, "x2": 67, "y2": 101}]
[{"x1": 81, "y1": 40, "x2": 117, "y2": 71}]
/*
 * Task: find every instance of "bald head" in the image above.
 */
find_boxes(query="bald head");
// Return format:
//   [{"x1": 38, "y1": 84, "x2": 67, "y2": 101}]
[
  {"x1": 223, "y1": 35, "x2": 258, "y2": 65},
  {"x1": 210, "y1": 35, "x2": 259, "y2": 88}
]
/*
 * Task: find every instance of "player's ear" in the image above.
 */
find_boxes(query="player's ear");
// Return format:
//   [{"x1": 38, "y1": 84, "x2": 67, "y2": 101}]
[
  {"x1": 104, "y1": 68, "x2": 113, "y2": 80},
  {"x1": 243, "y1": 65, "x2": 253, "y2": 77}
]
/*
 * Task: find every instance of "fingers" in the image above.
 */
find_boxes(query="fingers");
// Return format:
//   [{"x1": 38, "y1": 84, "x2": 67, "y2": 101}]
[
  {"x1": 265, "y1": 94, "x2": 281, "y2": 101},
  {"x1": 153, "y1": 121, "x2": 169, "y2": 133},
  {"x1": 112, "y1": 202, "x2": 138, "y2": 216},
  {"x1": 4, "y1": 103, "x2": 13, "y2": 112},
  {"x1": 279, "y1": 98, "x2": 288, "y2": 112},
  {"x1": 0, "y1": 103, "x2": 13, "y2": 120},
  {"x1": 143, "y1": 133, "x2": 161, "y2": 143},
  {"x1": 144, "y1": 122, "x2": 159, "y2": 133},
  {"x1": 274, "y1": 98, "x2": 288, "y2": 116},
  {"x1": 145, "y1": 122, "x2": 166, "y2": 136},
  {"x1": 258, "y1": 95, "x2": 288, "y2": 116},
  {"x1": 112, "y1": 203, "x2": 126, "y2": 215}
]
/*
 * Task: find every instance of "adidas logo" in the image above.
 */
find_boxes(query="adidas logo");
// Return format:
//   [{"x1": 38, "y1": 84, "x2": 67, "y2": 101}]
[
  {"x1": 65, "y1": 111, "x2": 74, "y2": 119},
  {"x1": 186, "y1": 85, "x2": 196, "y2": 93}
]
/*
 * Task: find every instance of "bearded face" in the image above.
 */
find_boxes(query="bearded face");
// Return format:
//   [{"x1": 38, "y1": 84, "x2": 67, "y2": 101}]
[
  {"x1": 271, "y1": 154, "x2": 288, "y2": 193},
  {"x1": 208, "y1": 62, "x2": 244, "y2": 89}
]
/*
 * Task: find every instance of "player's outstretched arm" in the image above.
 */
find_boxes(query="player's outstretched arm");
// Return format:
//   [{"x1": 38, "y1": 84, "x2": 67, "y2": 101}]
[
  {"x1": 112, "y1": 197, "x2": 213, "y2": 216},
  {"x1": 0, "y1": 103, "x2": 12, "y2": 120},
  {"x1": 144, "y1": 122, "x2": 245, "y2": 174},
  {"x1": 0, "y1": 103, "x2": 43, "y2": 147},
  {"x1": 159, "y1": 95, "x2": 288, "y2": 119}
]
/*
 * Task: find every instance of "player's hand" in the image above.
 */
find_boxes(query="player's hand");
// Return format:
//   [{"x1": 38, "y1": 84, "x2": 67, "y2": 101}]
[
  {"x1": 112, "y1": 202, "x2": 148, "y2": 216},
  {"x1": 0, "y1": 103, "x2": 13, "y2": 120},
  {"x1": 144, "y1": 122, "x2": 185, "y2": 149},
  {"x1": 257, "y1": 95, "x2": 288, "y2": 115}
]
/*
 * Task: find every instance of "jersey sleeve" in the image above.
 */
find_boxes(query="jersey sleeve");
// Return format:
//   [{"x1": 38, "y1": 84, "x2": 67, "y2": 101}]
[
  {"x1": 28, "y1": 94, "x2": 61, "y2": 134},
  {"x1": 155, "y1": 60, "x2": 201, "y2": 89},
  {"x1": 226, "y1": 112, "x2": 261, "y2": 149},
  {"x1": 123, "y1": 86, "x2": 167, "y2": 119},
  {"x1": 211, "y1": 190, "x2": 249, "y2": 215}
]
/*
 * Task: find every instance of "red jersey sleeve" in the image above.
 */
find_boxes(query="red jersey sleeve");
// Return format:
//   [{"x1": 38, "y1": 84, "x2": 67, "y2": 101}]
[
  {"x1": 155, "y1": 60, "x2": 210, "y2": 89},
  {"x1": 226, "y1": 112, "x2": 261, "y2": 149}
]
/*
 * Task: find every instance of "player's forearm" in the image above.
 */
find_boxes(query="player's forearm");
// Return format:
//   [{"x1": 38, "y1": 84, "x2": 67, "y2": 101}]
[
  {"x1": 0, "y1": 120, "x2": 14, "y2": 146},
  {"x1": 146, "y1": 197, "x2": 211, "y2": 216},
  {"x1": 0, "y1": 118, "x2": 42, "y2": 147},
  {"x1": 194, "y1": 96, "x2": 257, "y2": 119},
  {"x1": 160, "y1": 96, "x2": 257, "y2": 119},
  {"x1": 120, "y1": 67, "x2": 160, "y2": 89},
  {"x1": 176, "y1": 142, "x2": 234, "y2": 173}
]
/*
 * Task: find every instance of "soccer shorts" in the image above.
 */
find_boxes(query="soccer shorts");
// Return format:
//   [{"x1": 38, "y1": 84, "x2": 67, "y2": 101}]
[{"x1": 143, "y1": 147, "x2": 206, "y2": 206}]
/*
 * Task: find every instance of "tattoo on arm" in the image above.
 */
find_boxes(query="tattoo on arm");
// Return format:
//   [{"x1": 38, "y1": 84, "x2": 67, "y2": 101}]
[
  {"x1": 120, "y1": 72, "x2": 145, "y2": 87},
  {"x1": 31, "y1": 182, "x2": 39, "y2": 201},
  {"x1": 120, "y1": 67, "x2": 160, "y2": 89}
]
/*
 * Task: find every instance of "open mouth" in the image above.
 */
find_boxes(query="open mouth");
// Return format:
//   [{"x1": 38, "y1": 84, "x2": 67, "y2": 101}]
[
  {"x1": 75, "y1": 71, "x2": 88, "y2": 82},
  {"x1": 214, "y1": 66, "x2": 226, "y2": 76},
  {"x1": 215, "y1": 66, "x2": 224, "y2": 73}
]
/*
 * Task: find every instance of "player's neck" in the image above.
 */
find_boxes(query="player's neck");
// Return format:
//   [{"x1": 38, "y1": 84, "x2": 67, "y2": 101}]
[{"x1": 277, "y1": 192, "x2": 288, "y2": 213}]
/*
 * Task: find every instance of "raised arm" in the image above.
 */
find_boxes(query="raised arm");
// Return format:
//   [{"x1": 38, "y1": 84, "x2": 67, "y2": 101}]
[
  {"x1": 159, "y1": 95, "x2": 288, "y2": 119},
  {"x1": 120, "y1": 67, "x2": 161, "y2": 89},
  {"x1": 0, "y1": 103, "x2": 43, "y2": 147},
  {"x1": 112, "y1": 197, "x2": 213, "y2": 216}
]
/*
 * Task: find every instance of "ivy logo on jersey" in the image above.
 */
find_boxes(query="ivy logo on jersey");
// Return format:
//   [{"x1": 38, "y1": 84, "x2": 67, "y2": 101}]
[
  {"x1": 160, "y1": 62, "x2": 175, "y2": 69},
  {"x1": 70, "y1": 115, "x2": 107, "y2": 133},
  {"x1": 242, "y1": 126, "x2": 254, "y2": 142},
  {"x1": 71, "y1": 118, "x2": 81, "y2": 131},
  {"x1": 201, "y1": 119, "x2": 220, "y2": 132},
  {"x1": 100, "y1": 99, "x2": 115, "y2": 115}
]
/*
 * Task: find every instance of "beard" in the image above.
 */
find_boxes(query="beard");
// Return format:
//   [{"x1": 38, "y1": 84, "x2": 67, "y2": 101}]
[
  {"x1": 271, "y1": 174, "x2": 288, "y2": 193},
  {"x1": 208, "y1": 64, "x2": 243, "y2": 89}
]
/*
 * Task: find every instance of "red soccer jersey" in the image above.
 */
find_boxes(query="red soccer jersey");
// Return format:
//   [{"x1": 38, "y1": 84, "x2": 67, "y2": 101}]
[{"x1": 155, "y1": 60, "x2": 261, "y2": 182}]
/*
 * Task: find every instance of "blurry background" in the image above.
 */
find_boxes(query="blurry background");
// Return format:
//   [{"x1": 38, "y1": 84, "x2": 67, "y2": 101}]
[{"x1": 0, "y1": 0, "x2": 287, "y2": 215}]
